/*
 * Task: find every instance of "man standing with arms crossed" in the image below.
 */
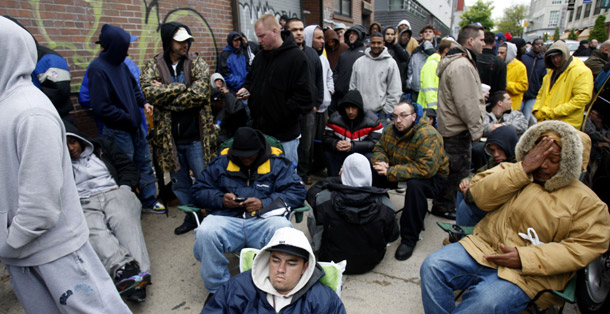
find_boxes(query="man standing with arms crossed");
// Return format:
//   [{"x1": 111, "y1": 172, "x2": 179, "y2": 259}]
[{"x1": 140, "y1": 22, "x2": 217, "y2": 235}]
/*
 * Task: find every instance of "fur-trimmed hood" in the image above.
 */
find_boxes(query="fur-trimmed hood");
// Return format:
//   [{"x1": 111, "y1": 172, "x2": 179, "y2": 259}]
[{"x1": 515, "y1": 120, "x2": 583, "y2": 192}]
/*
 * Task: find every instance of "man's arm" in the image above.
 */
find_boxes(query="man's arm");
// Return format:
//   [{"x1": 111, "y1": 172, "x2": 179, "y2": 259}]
[
  {"x1": 89, "y1": 69, "x2": 134, "y2": 129},
  {"x1": 506, "y1": 62, "x2": 529, "y2": 97},
  {"x1": 287, "y1": 56, "x2": 314, "y2": 115},
  {"x1": 191, "y1": 159, "x2": 226, "y2": 210},
  {"x1": 140, "y1": 59, "x2": 187, "y2": 107},
  {"x1": 263, "y1": 159, "x2": 307, "y2": 209},
  {"x1": 448, "y1": 63, "x2": 485, "y2": 140},
  {"x1": 172, "y1": 56, "x2": 211, "y2": 108},
  {"x1": 469, "y1": 162, "x2": 532, "y2": 212},
  {"x1": 541, "y1": 68, "x2": 593, "y2": 121},
  {"x1": 350, "y1": 119, "x2": 383, "y2": 153},
  {"x1": 7, "y1": 115, "x2": 66, "y2": 249},
  {"x1": 313, "y1": 51, "x2": 324, "y2": 109}
]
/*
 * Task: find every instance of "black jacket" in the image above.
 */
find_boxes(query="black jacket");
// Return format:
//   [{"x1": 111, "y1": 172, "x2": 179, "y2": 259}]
[
  {"x1": 522, "y1": 50, "x2": 547, "y2": 100},
  {"x1": 476, "y1": 48, "x2": 507, "y2": 96},
  {"x1": 307, "y1": 177, "x2": 399, "y2": 274},
  {"x1": 302, "y1": 45, "x2": 324, "y2": 109},
  {"x1": 323, "y1": 90, "x2": 383, "y2": 154},
  {"x1": 386, "y1": 44, "x2": 410, "y2": 93},
  {"x1": 243, "y1": 31, "x2": 313, "y2": 141},
  {"x1": 333, "y1": 25, "x2": 366, "y2": 99}
]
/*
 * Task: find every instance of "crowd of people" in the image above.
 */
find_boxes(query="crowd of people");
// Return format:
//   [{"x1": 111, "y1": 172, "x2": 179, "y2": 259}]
[{"x1": 2, "y1": 12, "x2": 610, "y2": 313}]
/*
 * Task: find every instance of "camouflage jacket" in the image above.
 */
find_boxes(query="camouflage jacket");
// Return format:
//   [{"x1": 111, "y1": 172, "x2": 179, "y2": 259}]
[
  {"x1": 371, "y1": 115, "x2": 449, "y2": 182},
  {"x1": 141, "y1": 52, "x2": 217, "y2": 172}
]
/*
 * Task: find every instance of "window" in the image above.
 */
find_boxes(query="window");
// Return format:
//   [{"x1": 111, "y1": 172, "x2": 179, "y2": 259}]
[
  {"x1": 335, "y1": 0, "x2": 352, "y2": 17},
  {"x1": 569, "y1": 10, "x2": 574, "y2": 22},
  {"x1": 576, "y1": 5, "x2": 582, "y2": 20},
  {"x1": 549, "y1": 10, "x2": 560, "y2": 27},
  {"x1": 552, "y1": 0, "x2": 562, "y2": 4},
  {"x1": 595, "y1": 0, "x2": 602, "y2": 15},
  {"x1": 584, "y1": 3, "x2": 592, "y2": 18}
]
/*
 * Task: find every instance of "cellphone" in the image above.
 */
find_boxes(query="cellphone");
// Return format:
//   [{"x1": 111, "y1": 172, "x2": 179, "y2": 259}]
[
  {"x1": 234, "y1": 196, "x2": 246, "y2": 202},
  {"x1": 238, "y1": 92, "x2": 249, "y2": 97}
]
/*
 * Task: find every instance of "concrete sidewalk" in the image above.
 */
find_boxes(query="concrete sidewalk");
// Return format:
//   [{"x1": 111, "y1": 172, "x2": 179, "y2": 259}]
[{"x1": 0, "y1": 189, "x2": 578, "y2": 314}]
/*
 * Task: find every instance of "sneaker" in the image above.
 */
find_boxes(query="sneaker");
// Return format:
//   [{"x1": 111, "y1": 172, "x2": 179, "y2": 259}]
[
  {"x1": 142, "y1": 201, "x2": 166, "y2": 214},
  {"x1": 115, "y1": 262, "x2": 151, "y2": 295},
  {"x1": 127, "y1": 286, "x2": 147, "y2": 303}
]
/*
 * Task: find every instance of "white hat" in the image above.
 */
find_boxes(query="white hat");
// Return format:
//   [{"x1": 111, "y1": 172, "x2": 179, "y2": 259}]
[
  {"x1": 396, "y1": 19, "x2": 411, "y2": 30},
  {"x1": 173, "y1": 27, "x2": 194, "y2": 42},
  {"x1": 334, "y1": 23, "x2": 347, "y2": 30}
]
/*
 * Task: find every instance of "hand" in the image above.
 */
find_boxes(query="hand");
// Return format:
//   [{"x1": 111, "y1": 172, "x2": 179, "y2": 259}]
[
  {"x1": 373, "y1": 161, "x2": 389, "y2": 176},
  {"x1": 484, "y1": 91, "x2": 490, "y2": 102},
  {"x1": 152, "y1": 80, "x2": 162, "y2": 86},
  {"x1": 242, "y1": 197, "x2": 262, "y2": 212},
  {"x1": 489, "y1": 123, "x2": 503, "y2": 132},
  {"x1": 484, "y1": 243, "x2": 522, "y2": 269},
  {"x1": 522, "y1": 137, "x2": 555, "y2": 174},
  {"x1": 219, "y1": 86, "x2": 229, "y2": 94},
  {"x1": 336, "y1": 140, "x2": 351, "y2": 152},
  {"x1": 222, "y1": 193, "x2": 240, "y2": 208},
  {"x1": 236, "y1": 87, "x2": 250, "y2": 100},
  {"x1": 459, "y1": 179, "x2": 470, "y2": 195},
  {"x1": 144, "y1": 103, "x2": 153, "y2": 115},
  {"x1": 313, "y1": 106, "x2": 318, "y2": 113}
]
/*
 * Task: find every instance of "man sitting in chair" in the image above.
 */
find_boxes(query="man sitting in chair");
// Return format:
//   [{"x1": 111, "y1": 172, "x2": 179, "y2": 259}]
[
  {"x1": 202, "y1": 227, "x2": 346, "y2": 313},
  {"x1": 420, "y1": 120, "x2": 610, "y2": 312},
  {"x1": 191, "y1": 127, "x2": 307, "y2": 303}
]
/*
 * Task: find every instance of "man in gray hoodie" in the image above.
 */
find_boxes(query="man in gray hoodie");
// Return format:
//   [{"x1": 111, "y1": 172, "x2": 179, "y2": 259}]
[
  {"x1": 0, "y1": 16, "x2": 130, "y2": 313},
  {"x1": 349, "y1": 32, "x2": 402, "y2": 120}
]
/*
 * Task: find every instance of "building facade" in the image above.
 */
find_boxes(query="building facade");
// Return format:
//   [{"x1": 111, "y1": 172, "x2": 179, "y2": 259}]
[
  {"x1": 563, "y1": 0, "x2": 610, "y2": 39},
  {"x1": 374, "y1": 0, "x2": 453, "y2": 38},
  {"x1": 525, "y1": 0, "x2": 570, "y2": 42}
]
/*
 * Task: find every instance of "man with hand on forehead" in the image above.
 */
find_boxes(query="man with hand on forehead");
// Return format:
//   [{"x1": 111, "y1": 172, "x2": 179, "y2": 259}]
[{"x1": 421, "y1": 120, "x2": 610, "y2": 313}]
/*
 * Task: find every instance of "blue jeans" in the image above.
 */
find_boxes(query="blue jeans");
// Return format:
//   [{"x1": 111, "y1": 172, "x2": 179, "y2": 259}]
[
  {"x1": 455, "y1": 192, "x2": 487, "y2": 227},
  {"x1": 104, "y1": 125, "x2": 158, "y2": 208},
  {"x1": 521, "y1": 98, "x2": 536, "y2": 122},
  {"x1": 281, "y1": 137, "x2": 300, "y2": 169},
  {"x1": 420, "y1": 243, "x2": 530, "y2": 314},
  {"x1": 192, "y1": 215, "x2": 292, "y2": 293},
  {"x1": 171, "y1": 141, "x2": 205, "y2": 205}
]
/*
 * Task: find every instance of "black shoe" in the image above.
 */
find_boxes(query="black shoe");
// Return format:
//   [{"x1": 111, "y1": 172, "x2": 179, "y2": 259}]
[
  {"x1": 174, "y1": 213, "x2": 198, "y2": 235},
  {"x1": 395, "y1": 244, "x2": 414, "y2": 261},
  {"x1": 431, "y1": 209, "x2": 457, "y2": 220},
  {"x1": 127, "y1": 286, "x2": 146, "y2": 303}
]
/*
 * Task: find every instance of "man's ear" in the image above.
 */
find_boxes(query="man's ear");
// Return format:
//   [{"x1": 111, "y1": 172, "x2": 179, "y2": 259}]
[{"x1": 302, "y1": 261, "x2": 309, "y2": 275}]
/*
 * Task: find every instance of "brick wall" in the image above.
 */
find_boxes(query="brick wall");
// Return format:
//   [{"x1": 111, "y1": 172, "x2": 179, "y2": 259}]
[{"x1": 2, "y1": 0, "x2": 234, "y2": 136}]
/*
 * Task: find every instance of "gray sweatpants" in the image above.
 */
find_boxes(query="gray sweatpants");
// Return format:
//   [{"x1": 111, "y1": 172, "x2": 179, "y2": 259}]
[
  {"x1": 6, "y1": 241, "x2": 131, "y2": 313},
  {"x1": 81, "y1": 188, "x2": 151, "y2": 276}
]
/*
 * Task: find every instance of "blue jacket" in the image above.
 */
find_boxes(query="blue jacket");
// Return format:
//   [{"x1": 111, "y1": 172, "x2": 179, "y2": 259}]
[
  {"x1": 522, "y1": 50, "x2": 547, "y2": 101},
  {"x1": 203, "y1": 269, "x2": 345, "y2": 314},
  {"x1": 219, "y1": 31, "x2": 249, "y2": 93},
  {"x1": 88, "y1": 24, "x2": 147, "y2": 132},
  {"x1": 191, "y1": 131, "x2": 306, "y2": 217}
]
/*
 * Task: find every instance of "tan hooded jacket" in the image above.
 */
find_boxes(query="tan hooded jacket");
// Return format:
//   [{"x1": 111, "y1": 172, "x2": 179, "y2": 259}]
[{"x1": 461, "y1": 120, "x2": 610, "y2": 308}]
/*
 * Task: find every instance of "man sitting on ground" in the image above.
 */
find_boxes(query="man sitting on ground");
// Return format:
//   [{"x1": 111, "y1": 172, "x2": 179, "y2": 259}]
[
  {"x1": 66, "y1": 125, "x2": 152, "y2": 302},
  {"x1": 307, "y1": 153, "x2": 399, "y2": 274},
  {"x1": 323, "y1": 90, "x2": 383, "y2": 177},
  {"x1": 421, "y1": 120, "x2": 610, "y2": 312},
  {"x1": 191, "y1": 127, "x2": 307, "y2": 302},
  {"x1": 202, "y1": 227, "x2": 346, "y2": 313},
  {"x1": 371, "y1": 101, "x2": 449, "y2": 261}
]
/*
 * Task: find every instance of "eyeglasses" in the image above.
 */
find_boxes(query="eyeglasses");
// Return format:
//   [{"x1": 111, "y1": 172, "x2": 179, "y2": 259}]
[{"x1": 392, "y1": 112, "x2": 415, "y2": 120}]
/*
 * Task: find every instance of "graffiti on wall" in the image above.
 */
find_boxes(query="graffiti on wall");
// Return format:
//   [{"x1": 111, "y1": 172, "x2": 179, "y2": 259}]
[
  {"x1": 238, "y1": 0, "x2": 300, "y2": 40},
  {"x1": 28, "y1": 0, "x2": 218, "y2": 87}
]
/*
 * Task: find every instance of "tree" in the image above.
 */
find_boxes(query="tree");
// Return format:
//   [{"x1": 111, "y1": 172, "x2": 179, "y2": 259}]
[
  {"x1": 569, "y1": 28, "x2": 578, "y2": 40},
  {"x1": 495, "y1": 4, "x2": 529, "y2": 37},
  {"x1": 543, "y1": 33, "x2": 549, "y2": 41},
  {"x1": 553, "y1": 27, "x2": 560, "y2": 42},
  {"x1": 459, "y1": 0, "x2": 494, "y2": 30},
  {"x1": 590, "y1": 15, "x2": 608, "y2": 41}
]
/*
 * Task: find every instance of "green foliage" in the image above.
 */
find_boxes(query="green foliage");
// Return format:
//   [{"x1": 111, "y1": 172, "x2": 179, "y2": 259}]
[
  {"x1": 495, "y1": 4, "x2": 528, "y2": 37},
  {"x1": 568, "y1": 28, "x2": 578, "y2": 40},
  {"x1": 459, "y1": 0, "x2": 494, "y2": 30},
  {"x1": 590, "y1": 15, "x2": 608, "y2": 41},
  {"x1": 543, "y1": 33, "x2": 549, "y2": 41},
  {"x1": 553, "y1": 27, "x2": 560, "y2": 41}
]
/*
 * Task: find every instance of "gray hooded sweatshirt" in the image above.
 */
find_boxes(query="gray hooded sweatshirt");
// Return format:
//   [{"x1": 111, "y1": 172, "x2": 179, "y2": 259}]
[
  {"x1": 502, "y1": 42, "x2": 517, "y2": 65},
  {"x1": 305, "y1": 25, "x2": 335, "y2": 113},
  {"x1": 349, "y1": 46, "x2": 402, "y2": 115},
  {"x1": 0, "y1": 17, "x2": 89, "y2": 266}
]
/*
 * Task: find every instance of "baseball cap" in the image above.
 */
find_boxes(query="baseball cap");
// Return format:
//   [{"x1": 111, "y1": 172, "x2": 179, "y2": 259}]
[{"x1": 173, "y1": 27, "x2": 194, "y2": 42}]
